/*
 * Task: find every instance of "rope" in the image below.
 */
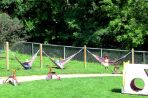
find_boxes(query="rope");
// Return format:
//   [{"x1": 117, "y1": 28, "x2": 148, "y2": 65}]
[
  {"x1": 86, "y1": 49, "x2": 104, "y2": 63},
  {"x1": 28, "y1": 50, "x2": 40, "y2": 66},
  {"x1": 109, "y1": 52, "x2": 131, "y2": 64}
]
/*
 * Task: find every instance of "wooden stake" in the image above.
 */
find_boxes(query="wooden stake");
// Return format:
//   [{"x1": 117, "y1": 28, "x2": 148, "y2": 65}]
[
  {"x1": 6, "y1": 42, "x2": 9, "y2": 70},
  {"x1": 84, "y1": 45, "x2": 86, "y2": 68},
  {"x1": 132, "y1": 48, "x2": 134, "y2": 64},
  {"x1": 40, "y1": 44, "x2": 43, "y2": 68}
]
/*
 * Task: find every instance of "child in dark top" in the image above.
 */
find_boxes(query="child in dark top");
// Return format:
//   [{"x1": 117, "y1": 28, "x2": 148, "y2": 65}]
[{"x1": 22, "y1": 59, "x2": 31, "y2": 70}]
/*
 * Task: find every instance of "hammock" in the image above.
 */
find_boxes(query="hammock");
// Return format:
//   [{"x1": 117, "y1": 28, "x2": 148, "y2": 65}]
[
  {"x1": 87, "y1": 49, "x2": 131, "y2": 66},
  {"x1": 43, "y1": 48, "x2": 83, "y2": 69},
  {"x1": 14, "y1": 50, "x2": 39, "y2": 70}
]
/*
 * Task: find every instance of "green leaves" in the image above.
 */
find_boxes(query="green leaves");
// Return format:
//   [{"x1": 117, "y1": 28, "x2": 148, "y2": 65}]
[{"x1": 0, "y1": 0, "x2": 147, "y2": 50}]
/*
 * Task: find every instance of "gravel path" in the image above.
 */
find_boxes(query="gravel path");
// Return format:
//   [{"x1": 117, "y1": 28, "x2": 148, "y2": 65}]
[{"x1": 0, "y1": 74, "x2": 122, "y2": 84}]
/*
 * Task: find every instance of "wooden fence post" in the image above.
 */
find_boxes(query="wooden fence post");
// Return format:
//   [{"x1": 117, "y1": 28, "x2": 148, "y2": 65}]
[
  {"x1": 6, "y1": 42, "x2": 9, "y2": 70},
  {"x1": 132, "y1": 48, "x2": 134, "y2": 64}
]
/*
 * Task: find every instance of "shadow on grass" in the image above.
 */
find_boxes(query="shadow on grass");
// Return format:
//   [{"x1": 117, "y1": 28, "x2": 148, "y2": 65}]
[
  {"x1": 0, "y1": 67, "x2": 5, "y2": 69},
  {"x1": 111, "y1": 88, "x2": 121, "y2": 93},
  {"x1": 44, "y1": 65, "x2": 61, "y2": 69},
  {"x1": 52, "y1": 66, "x2": 61, "y2": 69}
]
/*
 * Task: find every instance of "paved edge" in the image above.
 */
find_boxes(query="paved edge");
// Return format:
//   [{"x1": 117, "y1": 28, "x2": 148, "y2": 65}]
[{"x1": 0, "y1": 74, "x2": 122, "y2": 84}]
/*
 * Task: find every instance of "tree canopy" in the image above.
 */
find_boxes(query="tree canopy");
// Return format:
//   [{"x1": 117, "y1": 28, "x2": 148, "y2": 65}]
[{"x1": 0, "y1": 0, "x2": 147, "y2": 50}]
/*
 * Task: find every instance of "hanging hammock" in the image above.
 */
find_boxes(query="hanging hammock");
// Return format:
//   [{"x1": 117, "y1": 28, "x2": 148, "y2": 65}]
[
  {"x1": 87, "y1": 49, "x2": 131, "y2": 66},
  {"x1": 14, "y1": 50, "x2": 40, "y2": 70},
  {"x1": 43, "y1": 48, "x2": 83, "y2": 69}
]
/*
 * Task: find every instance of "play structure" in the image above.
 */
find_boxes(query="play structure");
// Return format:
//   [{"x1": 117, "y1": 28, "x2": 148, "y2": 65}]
[
  {"x1": 43, "y1": 48, "x2": 83, "y2": 69},
  {"x1": 122, "y1": 61, "x2": 148, "y2": 95},
  {"x1": 14, "y1": 50, "x2": 39, "y2": 70}
]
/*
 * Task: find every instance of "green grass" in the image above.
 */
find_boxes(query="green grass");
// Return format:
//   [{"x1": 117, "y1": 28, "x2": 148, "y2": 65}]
[
  {"x1": 0, "y1": 51, "x2": 145, "y2": 98},
  {"x1": 0, "y1": 51, "x2": 123, "y2": 76},
  {"x1": 0, "y1": 77, "x2": 146, "y2": 98}
]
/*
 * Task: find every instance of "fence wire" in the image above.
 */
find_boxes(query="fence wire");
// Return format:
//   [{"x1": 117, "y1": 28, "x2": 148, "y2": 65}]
[
  {"x1": 0, "y1": 43, "x2": 5, "y2": 69},
  {"x1": 8, "y1": 42, "x2": 148, "y2": 64},
  {"x1": 42, "y1": 44, "x2": 64, "y2": 59}
]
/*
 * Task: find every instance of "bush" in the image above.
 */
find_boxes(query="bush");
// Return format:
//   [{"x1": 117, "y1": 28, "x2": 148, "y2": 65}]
[{"x1": 0, "y1": 12, "x2": 28, "y2": 43}]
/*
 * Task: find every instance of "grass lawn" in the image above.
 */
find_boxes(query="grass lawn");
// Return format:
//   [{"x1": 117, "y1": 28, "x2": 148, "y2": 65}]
[
  {"x1": 0, "y1": 77, "x2": 146, "y2": 98},
  {"x1": 0, "y1": 51, "x2": 123, "y2": 76},
  {"x1": 0, "y1": 60, "x2": 122, "y2": 76},
  {"x1": 0, "y1": 51, "x2": 146, "y2": 98}
]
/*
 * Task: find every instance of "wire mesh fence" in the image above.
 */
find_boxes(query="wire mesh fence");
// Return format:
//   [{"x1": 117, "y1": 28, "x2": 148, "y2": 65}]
[
  {"x1": 134, "y1": 51, "x2": 148, "y2": 64},
  {"x1": 0, "y1": 43, "x2": 5, "y2": 69},
  {"x1": 86, "y1": 48, "x2": 132, "y2": 63},
  {"x1": 0, "y1": 41, "x2": 148, "y2": 74},
  {"x1": 8, "y1": 42, "x2": 148, "y2": 64}
]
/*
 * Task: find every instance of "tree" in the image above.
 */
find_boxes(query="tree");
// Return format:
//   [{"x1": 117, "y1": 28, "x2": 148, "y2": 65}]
[
  {"x1": 0, "y1": 0, "x2": 147, "y2": 50},
  {"x1": 0, "y1": 13, "x2": 27, "y2": 43},
  {"x1": 108, "y1": 0, "x2": 148, "y2": 49}
]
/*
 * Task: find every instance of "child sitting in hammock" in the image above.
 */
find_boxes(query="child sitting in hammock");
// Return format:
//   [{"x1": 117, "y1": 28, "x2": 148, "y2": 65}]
[
  {"x1": 22, "y1": 59, "x2": 32, "y2": 70},
  {"x1": 102, "y1": 55, "x2": 109, "y2": 70}
]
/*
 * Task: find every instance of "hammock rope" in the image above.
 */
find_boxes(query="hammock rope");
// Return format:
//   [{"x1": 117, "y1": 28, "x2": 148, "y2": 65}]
[
  {"x1": 14, "y1": 50, "x2": 40, "y2": 69},
  {"x1": 87, "y1": 49, "x2": 131, "y2": 66},
  {"x1": 43, "y1": 48, "x2": 83, "y2": 69}
]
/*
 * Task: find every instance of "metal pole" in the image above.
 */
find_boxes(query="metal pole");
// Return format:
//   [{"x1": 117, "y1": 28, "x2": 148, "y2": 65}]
[
  {"x1": 40, "y1": 44, "x2": 43, "y2": 68},
  {"x1": 84, "y1": 45, "x2": 86, "y2": 68},
  {"x1": 143, "y1": 52, "x2": 146, "y2": 64},
  {"x1": 101, "y1": 48, "x2": 103, "y2": 58},
  {"x1": 32, "y1": 42, "x2": 34, "y2": 56},
  {"x1": 64, "y1": 46, "x2": 66, "y2": 60}
]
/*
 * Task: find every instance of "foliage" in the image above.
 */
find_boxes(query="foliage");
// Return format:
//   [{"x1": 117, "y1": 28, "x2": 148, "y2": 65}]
[
  {"x1": 0, "y1": 13, "x2": 27, "y2": 43},
  {"x1": 108, "y1": 0, "x2": 148, "y2": 49},
  {"x1": 0, "y1": 0, "x2": 147, "y2": 50}
]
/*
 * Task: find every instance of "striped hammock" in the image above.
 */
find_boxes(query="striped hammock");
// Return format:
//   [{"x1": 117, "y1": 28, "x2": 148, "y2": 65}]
[
  {"x1": 14, "y1": 50, "x2": 39, "y2": 70},
  {"x1": 43, "y1": 48, "x2": 83, "y2": 69},
  {"x1": 87, "y1": 49, "x2": 131, "y2": 66}
]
